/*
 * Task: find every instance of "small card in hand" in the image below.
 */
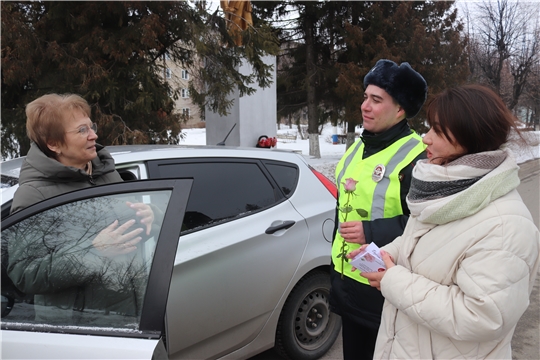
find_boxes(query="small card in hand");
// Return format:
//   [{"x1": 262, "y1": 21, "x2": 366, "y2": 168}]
[{"x1": 350, "y1": 242, "x2": 386, "y2": 273}]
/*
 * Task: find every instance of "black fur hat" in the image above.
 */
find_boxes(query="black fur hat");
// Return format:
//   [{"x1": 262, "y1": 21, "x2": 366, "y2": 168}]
[{"x1": 364, "y1": 59, "x2": 427, "y2": 118}]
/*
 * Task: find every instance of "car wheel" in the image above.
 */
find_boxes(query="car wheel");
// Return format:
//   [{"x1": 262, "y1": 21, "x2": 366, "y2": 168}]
[{"x1": 275, "y1": 270, "x2": 341, "y2": 360}]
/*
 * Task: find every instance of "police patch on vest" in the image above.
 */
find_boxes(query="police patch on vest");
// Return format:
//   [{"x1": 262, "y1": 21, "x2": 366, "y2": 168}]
[{"x1": 372, "y1": 164, "x2": 385, "y2": 182}]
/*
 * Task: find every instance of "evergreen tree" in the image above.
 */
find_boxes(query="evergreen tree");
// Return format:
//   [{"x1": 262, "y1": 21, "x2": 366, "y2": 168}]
[
  {"x1": 335, "y1": 1, "x2": 469, "y2": 144},
  {"x1": 1, "y1": 1, "x2": 278, "y2": 158},
  {"x1": 255, "y1": 1, "x2": 349, "y2": 158},
  {"x1": 257, "y1": 1, "x2": 468, "y2": 153}
]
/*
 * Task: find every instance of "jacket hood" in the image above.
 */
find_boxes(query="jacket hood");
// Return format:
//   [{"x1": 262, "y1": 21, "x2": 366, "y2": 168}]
[{"x1": 19, "y1": 143, "x2": 117, "y2": 185}]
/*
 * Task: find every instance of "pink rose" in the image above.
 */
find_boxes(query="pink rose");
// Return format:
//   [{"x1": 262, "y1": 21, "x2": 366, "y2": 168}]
[{"x1": 343, "y1": 178, "x2": 358, "y2": 193}]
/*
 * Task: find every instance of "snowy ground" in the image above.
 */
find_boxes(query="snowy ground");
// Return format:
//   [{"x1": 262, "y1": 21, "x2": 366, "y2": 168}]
[{"x1": 180, "y1": 123, "x2": 540, "y2": 182}]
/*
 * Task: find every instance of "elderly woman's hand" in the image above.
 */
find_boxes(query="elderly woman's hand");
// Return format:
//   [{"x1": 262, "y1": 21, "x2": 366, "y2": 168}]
[
  {"x1": 126, "y1": 201, "x2": 155, "y2": 235},
  {"x1": 92, "y1": 219, "x2": 143, "y2": 257}
]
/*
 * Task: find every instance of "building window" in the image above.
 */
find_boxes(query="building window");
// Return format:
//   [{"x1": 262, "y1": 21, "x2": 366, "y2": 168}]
[
  {"x1": 165, "y1": 68, "x2": 172, "y2": 79},
  {"x1": 181, "y1": 88, "x2": 189, "y2": 98},
  {"x1": 164, "y1": 53, "x2": 171, "y2": 61},
  {"x1": 181, "y1": 69, "x2": 189, "y2": 80},
  {"x1": 182, "y1": 108, "x2": 190, "y2": 117}
]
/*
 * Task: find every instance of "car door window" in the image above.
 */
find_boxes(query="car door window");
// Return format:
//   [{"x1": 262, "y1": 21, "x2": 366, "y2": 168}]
[
  {"x1": 150, "y1": 161, "x2": 279, "y2": 233},
  {"x1": 1, "y1": 190, "x2": 171, "y2": 333}
]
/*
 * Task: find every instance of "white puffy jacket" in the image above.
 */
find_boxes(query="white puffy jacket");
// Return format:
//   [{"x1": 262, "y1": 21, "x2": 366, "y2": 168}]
[{"x1": 375, "y1": 189, "x2": 540, "y2": 359}]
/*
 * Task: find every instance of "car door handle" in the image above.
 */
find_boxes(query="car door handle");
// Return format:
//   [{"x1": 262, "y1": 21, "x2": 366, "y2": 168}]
[{"x1": 265, "y1": 220, "x2": 296, "y2": 234}]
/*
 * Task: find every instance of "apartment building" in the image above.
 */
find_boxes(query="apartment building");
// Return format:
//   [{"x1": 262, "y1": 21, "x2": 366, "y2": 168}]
[{"x1": 162, "y1": 54, "x2": 204, "y2": 128}]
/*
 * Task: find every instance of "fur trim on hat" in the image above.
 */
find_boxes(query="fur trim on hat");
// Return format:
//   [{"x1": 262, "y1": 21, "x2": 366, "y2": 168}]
[{"x1": 364, "y1": 59, "x2": 427, "y2": 118}]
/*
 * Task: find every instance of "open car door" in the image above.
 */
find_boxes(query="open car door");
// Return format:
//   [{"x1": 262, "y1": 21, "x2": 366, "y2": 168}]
[{"x1": 1, "y1": 179, "x2": 193, "y2": 359}]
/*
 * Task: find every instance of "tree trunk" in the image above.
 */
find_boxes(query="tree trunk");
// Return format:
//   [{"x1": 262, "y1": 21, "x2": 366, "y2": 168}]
[
  {"x1": 296, "y1": 117, "x2": 305, "y2": 140},
  {"x1": 346, "y1": 121, "x2": 357, "y2": 150},
  {"x1": 18, "y1": 136, "x2": 31, "y2": 157},
  {"x1": 309, "y1": 133, "x2": 321, "y2": 158}
]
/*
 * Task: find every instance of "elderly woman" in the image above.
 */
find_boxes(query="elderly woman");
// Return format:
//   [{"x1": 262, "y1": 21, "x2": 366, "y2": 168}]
[
  {"x1": 349, "y1": 85, "x2": 539, "y2": 359},
  {"x1": 12, "y1": 94, "x2": 120, "y2": 208},
  {"x1": 11, "y1": 93, "x2": 154, "y2": 253},
  {"x1": 7, "y1": 93, "x2": 162, "y2": 324}
]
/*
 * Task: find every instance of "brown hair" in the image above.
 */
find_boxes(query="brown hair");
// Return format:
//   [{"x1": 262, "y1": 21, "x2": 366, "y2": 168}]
[
  {"x1": 25, "y1": 93, "x2": 91, "y2": 158},
  {"x1": 425, "y1": 84, "x2": 522, "y2": 162}
]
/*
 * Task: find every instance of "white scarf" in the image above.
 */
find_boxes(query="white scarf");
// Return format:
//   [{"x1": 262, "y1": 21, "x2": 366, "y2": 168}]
[{"x1": 407, "y1": 149, "x2": 520, "y2": 224}]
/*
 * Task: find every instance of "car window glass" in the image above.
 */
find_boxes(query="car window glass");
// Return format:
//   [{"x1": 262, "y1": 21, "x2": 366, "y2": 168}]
[
  {"x1": 155, "y1": 162, "x2": 276, "y2": 233},
  {"x1": 1, "y1": 175, "x2": 18, "y2": 188},
  {"x1": 1, "y1": 190, "x2": 171, "y2": 333},
  {"x1": 264, "y1": 163, "x2": 298, "y2": 196},
  {"x1": 0, "y1": 158, "x2": 23, "y2": 185}
]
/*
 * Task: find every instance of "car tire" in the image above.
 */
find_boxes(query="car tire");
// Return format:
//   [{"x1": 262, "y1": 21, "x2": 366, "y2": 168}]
[{"x1": 275, "y1": 270, "x2": 342, "y2": 360}]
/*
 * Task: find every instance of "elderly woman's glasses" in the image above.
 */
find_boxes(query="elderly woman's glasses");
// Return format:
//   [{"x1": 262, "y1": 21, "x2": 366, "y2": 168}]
[{"x1": 67, "y1": 123, "x2": 98, "y2": 136}]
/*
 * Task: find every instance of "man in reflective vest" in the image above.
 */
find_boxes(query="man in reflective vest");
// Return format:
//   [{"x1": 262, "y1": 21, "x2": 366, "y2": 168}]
[{"x1": 329, "y1": 59, "x2": 428, "y2": 360}]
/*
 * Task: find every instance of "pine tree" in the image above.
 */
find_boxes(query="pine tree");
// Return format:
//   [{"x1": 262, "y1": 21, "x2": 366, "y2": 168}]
[
  {"x1": 1, "y1": 1, "x2": 279, "y2": 158},
  {"x1": 256, "y1": 1, "x2": 349, "y2": 158},
  {"x1": 335, "y1": 1, "x2": 469, "y2": 143},
  {"x1": 257, "y1": 1, "x2": 468, "y2": 154}
]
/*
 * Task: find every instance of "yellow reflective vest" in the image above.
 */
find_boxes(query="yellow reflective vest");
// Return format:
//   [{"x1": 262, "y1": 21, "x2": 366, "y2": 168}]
[{"x1": 332, "y1": 132, "x2": 425, "y2": 284}]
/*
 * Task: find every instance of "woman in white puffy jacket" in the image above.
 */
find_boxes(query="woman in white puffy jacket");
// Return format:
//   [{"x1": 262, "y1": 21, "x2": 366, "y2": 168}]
[{"x1": 348, "y1": 84, "x2": 540, "y2": 359}]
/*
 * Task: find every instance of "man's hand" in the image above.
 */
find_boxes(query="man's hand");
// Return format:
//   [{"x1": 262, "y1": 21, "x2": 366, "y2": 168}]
[
  {"x1": 127, "y1": 201, "x2": 155, "y2": 235},
  {"x1": 339, "y1": 221, "x2": 366, "y2": 244},
  {"x1": 358, "y1": 250, "x2": 395, "y2": 291},
  {"x1": 92, "y1": 219, "x2": 143, "y2": 257}
]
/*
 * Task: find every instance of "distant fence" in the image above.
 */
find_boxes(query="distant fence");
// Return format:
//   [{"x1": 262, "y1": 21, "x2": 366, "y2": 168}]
[{"x1": 276, "y1": 133, "x2": 297, "y2": 142}]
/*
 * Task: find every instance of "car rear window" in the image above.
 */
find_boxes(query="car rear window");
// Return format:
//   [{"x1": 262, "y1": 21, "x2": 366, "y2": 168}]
[
  {"x1": 148, "y1": 160, "x2": 281, "y2": 233},
  {"x1": 263, "y1": 162, "x2": 299, "y2": 196}
]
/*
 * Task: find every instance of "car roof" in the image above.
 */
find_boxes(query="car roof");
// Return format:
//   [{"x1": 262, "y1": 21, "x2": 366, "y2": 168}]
[
  {"x1": 1, "y1": 156, "x2": 24, "y2": 178},
  {"x1": 0, "y1": 145, "x2": 306, "y2": 181},
  {"x1": 106, "y1": 144, "x2": 305, "y2": 164}
]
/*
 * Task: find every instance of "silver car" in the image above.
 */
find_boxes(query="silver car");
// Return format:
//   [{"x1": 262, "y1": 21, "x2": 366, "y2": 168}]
[{"x1": 1, "y1": 145, "x2": 341, "y2": 360}]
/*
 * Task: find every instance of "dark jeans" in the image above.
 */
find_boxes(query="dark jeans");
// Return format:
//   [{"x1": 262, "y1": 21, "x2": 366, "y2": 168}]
[{"x1": 342, "y1": 316, "x2": 379, "y2": 360}]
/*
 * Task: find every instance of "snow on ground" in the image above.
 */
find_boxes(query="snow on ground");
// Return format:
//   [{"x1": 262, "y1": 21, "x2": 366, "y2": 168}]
[{"x1": 180, "y1": 123, "x2": 540, "y2": 183}]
